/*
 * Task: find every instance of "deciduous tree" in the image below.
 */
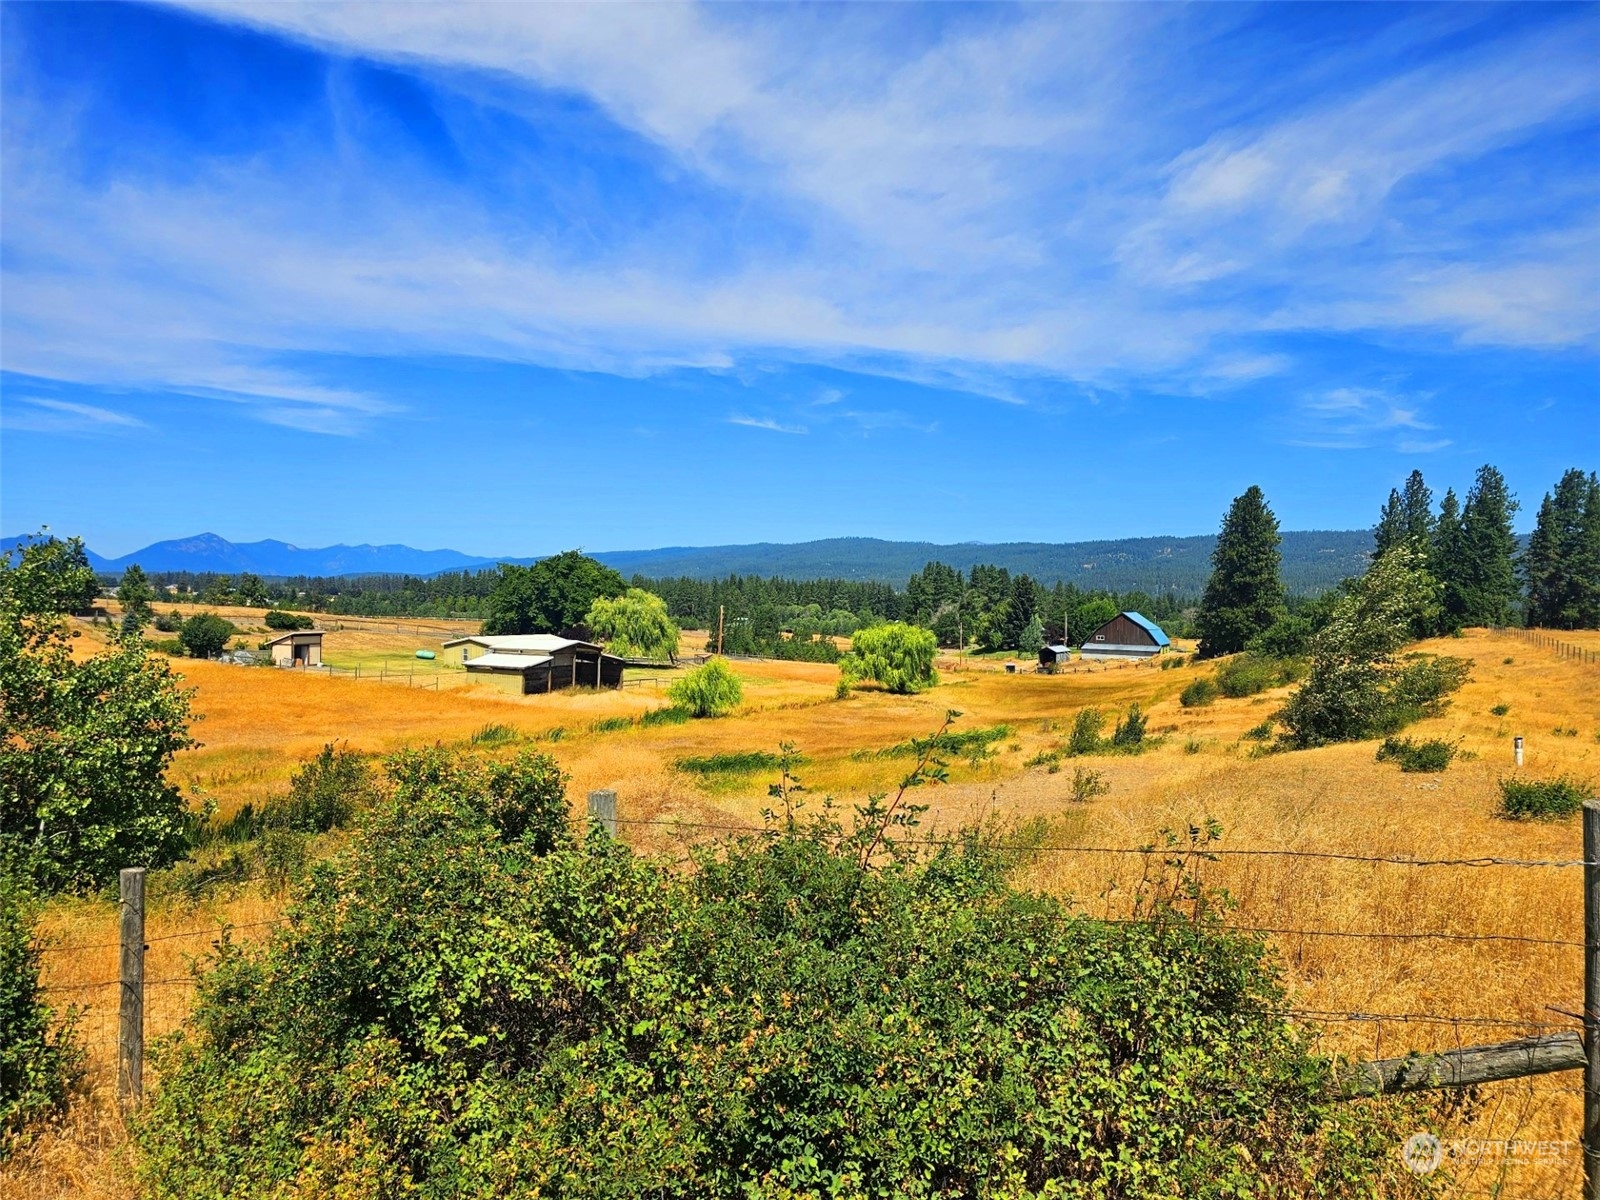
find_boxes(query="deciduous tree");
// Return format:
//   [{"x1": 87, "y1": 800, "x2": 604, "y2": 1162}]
[
  {"x1": 585, "y1": 588, "x2": 681, "y2": 661},
  {"x1": 483, "y1": 551, "x2": 626, "y2": 635},
  {"x1": 0, "y1": 533, "x2": 196, "y2": 892},
  {"x1": 840, "y1": 622, "x2": 938, "y2": 694},
  {"x1": 179, "y1": 612, "x2": 236, "y2": 659}
]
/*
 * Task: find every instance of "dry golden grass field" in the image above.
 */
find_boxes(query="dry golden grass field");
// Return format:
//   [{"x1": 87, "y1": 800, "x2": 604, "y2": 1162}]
[{"x1": 10, "y1": 619, "x2": 1600, "y2": 1199}]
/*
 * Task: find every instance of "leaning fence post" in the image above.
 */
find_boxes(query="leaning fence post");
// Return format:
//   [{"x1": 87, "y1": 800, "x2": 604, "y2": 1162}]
[
  {"x1": 587, "y1": 789, "x2": 617, "y2": 838},
  {"x1": 1584, "y1": 800, "x2": 1600, "y2": 1200},
  {"x1": 118, "y1": 866, "x2": 145, "y2": 1109}
]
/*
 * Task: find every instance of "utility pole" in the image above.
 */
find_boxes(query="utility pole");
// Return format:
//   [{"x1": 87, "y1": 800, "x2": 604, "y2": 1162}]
[{"x1": 717, "y1": 605, "x2": 724, "y2": 656}]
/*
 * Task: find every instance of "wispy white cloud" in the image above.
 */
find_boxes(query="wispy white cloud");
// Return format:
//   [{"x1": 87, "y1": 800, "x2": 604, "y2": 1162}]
[
  {"x1": 2, "y1": 395, "x2": 145, "y2": 434},
  {"x1": 1, "y1": 2, "x2": 1593, "y2": 434},
  {"x1": 727, "y1": 413, "x2": 807, "y2": 434},
  {"x1": 1287, "y1": 387, "x2": 1442, "y2": 450}
]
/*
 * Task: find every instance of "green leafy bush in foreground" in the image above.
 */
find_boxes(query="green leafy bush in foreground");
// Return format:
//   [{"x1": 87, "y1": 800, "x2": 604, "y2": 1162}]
[
  {"x1": 1, "y1": 876, "x2": 81, "y2": 1156},
  {"x1": 1179, "y1": 677, "x2": 1219, "y2": 707},
  {"x1": 1498, "y1": 775, "x2": 1590, "y2": 821},
  {"x1": 136, "y1": 748, "x2": 1428, "y2": 1199}
]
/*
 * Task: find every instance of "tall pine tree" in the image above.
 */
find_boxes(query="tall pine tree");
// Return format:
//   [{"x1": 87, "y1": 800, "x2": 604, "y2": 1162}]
[
  {"x1": 1433, "y1": 488, "x2": 1467, "y2": 632},
  {"x1": 1400, "y1": 470, "x2": 1435, "y2": 549},
  {"x1": 1455, "y1": 465, "x2": 1520, "y2": 628},
  {"x1": 1196, "y1": 485, "x2": 1285, "y2": 658},
  {"x1": 1373, "y1": 470, "x2": 1435, "y2": 561},
  {"x1": 1373, "y1": 489, "x2": 1406, "y2": 557},
  {"x1": 1524, "y1": 469, "x2": 1600, "y2": 630}
]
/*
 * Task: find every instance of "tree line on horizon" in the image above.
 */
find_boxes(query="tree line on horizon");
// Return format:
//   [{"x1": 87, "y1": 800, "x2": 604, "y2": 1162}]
[{"x1": 81, "y1": 462, "x2": 1600, "y2": 652}]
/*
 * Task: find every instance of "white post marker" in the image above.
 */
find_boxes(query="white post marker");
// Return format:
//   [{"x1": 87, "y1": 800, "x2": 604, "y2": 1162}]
[{"x1": 1514, "y1": 736, "x2": 1524, "y2": 767}]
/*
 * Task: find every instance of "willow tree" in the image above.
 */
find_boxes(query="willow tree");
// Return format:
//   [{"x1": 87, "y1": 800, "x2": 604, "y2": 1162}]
[{"x1": 585, "y1": 588, "x2": 680, "y2": 661}]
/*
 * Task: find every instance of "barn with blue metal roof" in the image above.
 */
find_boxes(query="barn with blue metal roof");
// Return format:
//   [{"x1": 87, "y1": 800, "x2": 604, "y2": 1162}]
[{"x1": 1080, "y1": 611, "x2": 1171, "y2": 660}]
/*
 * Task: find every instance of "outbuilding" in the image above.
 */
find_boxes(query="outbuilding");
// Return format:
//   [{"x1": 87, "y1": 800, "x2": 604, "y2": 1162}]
[
  {"x1": 1038, "y1": 644, "x2": 1072, "y2": 667},
  {"x1": 1079, "y1": 612, "x2": 1170, "y2": 660},
  {"x1": 442, "y1": 635, "x2": 624, "y2": 692},
  {"x1": 265, "y1": 630, "x2": 324, "y2": 667}
]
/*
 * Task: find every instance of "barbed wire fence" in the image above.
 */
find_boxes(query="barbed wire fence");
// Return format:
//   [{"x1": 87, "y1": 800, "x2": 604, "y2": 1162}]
[{"x1": 32, "y1": 792, "x2": 1600, "y2": 1196}]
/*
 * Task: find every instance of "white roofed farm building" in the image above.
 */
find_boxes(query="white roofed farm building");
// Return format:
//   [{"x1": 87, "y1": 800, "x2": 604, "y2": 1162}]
[
  {"x1": 1079, "y1": 612, "x2": 1171, "y2": 660},
  {"x1": 442, "y1": 635, "x2": 624, "y2": 693}
]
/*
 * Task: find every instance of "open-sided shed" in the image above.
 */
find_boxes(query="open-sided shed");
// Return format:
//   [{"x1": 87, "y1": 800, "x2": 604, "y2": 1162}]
[
  {"x1": 442, "y1": 635, "x2": 624, "y2": 692},
  {"x1": 1079, "y1": 612, "x2": 1170, "y2": 660}
]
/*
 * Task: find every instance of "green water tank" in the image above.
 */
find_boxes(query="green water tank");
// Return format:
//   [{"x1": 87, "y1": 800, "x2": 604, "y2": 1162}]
[{"x1": 415, "y1": 649, "x2": 436, "y2": 660}]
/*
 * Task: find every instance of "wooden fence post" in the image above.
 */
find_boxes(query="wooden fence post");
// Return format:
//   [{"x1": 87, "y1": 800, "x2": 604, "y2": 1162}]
[
  {"x1": 1584, "y1": 799, "x2": 1600, "y2": 1200},
  {"x1": 118, "y1": 867, "x2": 145, "y2": 1109},
  {"x1": 587, "y1": 790, "x2": 617, "y2": 838}
]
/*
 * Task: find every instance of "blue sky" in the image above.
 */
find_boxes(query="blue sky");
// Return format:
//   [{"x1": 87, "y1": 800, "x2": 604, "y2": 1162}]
[{"x1": 1, "y1": 2, "x2": 1596, "y2": 558}]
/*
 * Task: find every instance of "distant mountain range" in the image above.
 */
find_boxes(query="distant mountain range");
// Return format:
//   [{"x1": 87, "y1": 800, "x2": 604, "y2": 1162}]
[{"x1": 2, "y1": 529, "x2": 1377, "y2": 594}]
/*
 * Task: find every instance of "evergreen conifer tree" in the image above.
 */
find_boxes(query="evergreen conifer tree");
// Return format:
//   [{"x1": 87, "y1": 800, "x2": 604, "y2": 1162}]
[
  {"x1": 1373, "y1": 489, "x2": 1406, "y2": 557},
  {"x1": 117, "y1": 563, "x2": 156, "y2": 636},
  {"x1": 1525, "y1": 469, "x2": 1600, "y2": 630},
  {"x1": 1196, "y1": 486, "x2": 1285, "y2": 658},
  {"x1": 1455, "y1": 465, "x2": 1520, "y2": 628},
  {"x1": 1432, "y1": 488, "x2": 1465, "y2": 631},
  {"x1": 1400, "y1": 470, "x2": 1435, "y2": 550}
]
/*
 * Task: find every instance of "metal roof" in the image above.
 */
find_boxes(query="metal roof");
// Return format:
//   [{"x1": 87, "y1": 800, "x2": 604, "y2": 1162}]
[
  {"x1": 1120, "y1": 612, "x2": 1171, "y2": 646},
  {"x1": 442, "y1": 635, "x2": 599, "y2": 653},
  {"x1": 463, "y1": 652, "x2": 554, "y2": 672},
  {"x1": 262, "y1": 630, "x2": 324, "y2": 645}
]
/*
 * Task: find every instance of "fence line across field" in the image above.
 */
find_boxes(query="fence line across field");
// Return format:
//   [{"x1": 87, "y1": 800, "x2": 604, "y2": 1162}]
[
  {"x1": 1500, "y1": 625, "x2": 1600, "y2": 667},
  {"x1": 44, "y1": 790, "x2": 1600, "y2": 1197}
]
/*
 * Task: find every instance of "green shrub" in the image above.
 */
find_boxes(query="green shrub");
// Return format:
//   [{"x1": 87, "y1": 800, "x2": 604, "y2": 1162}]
[
  {"x1": 1111, "y1": 703, "x2": 1148, "y2": 748},
  {"x1": 1216, "y1": 654, "x2": 1298, "y2": 698},
  {"x1": 676, "y1": 751, "x2": 784, "y2": 776},
  {"x1": 263, "y1": 609, "x2": 315, "y2": 632},
  {"x1": 669, "y1": 659, "x2": 744, "y2": 718},
  {"x1": 261, "y1": 744, "x2": 374, "y2": 834},
  {"x1": 1243, "y1": 720, "x2": 1274, "y2": 741},
  {"x1": 878, "y1": 725, "x2": 1011, "y2": 762},
  {"x1": 470, "y1": 723, "x2": 520, "y2": 746},
  {"x1": 639, "y1": 706, "x2": 692, "y2": 728},
  {"x1": 1, "y1": 876, "x2": 81, "y2": 1155},
  {"x1": 153, "y1": 609, "x2": 184, "y2": 633},
  {"x1": 590, "y1": 715, "x2": 634, "y2": 734},
  {"x1": 1070, "y1": 766, "x2": 1110, "y2": 802},
  {"x1": 1179, "y1": 678, "x2": 1218, "y2": 707},
  {"x1": 134, "y1": 771, "x2": 1426, "y2": 1198},
  {"x1": 839, "y1": 622, "x2": 938, "y2": 694},
  {"x1": 1498, "y1": 775, "x2": 1590, "y2": 821},
  {"x1": 1490, "y1": 703, "x2": 1510, "y2": 717},
  {"x1": 1375, "y1": 736, "x2": 1457, "y2": 773},
  {"x1": 1067, "y1": 708, "x2": 1106, "y2": 756}
]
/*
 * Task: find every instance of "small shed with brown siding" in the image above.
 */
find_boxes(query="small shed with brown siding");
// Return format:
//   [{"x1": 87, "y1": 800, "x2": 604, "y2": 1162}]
[
  {"x1": 443, "y1": 635, "x2": 625, "y2": 692},
  {"x1": 1079, "y1": 612, "x2": 1170, "y2": 660}
]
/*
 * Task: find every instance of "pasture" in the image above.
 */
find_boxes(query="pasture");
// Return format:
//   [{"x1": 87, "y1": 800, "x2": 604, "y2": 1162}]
[{"x1": 11, "y1": 622, "x2": 1600, "y2": 1199}]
